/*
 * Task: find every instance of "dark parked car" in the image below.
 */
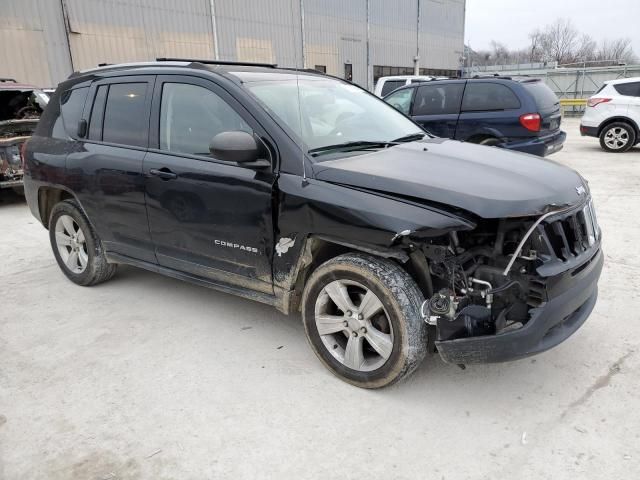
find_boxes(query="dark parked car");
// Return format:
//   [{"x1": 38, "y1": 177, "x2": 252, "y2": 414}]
[
  {"x1": 384, "y1": 76, "x2": 566, "y2": 157},
  {"x1": 24, "y1": 61, "x2": 602, "y2": 388}
]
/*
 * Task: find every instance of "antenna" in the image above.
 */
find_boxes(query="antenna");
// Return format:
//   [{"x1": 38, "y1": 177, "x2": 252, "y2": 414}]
[{"x1": 290, "y1": 0, "x2": 307, "y2": 182}]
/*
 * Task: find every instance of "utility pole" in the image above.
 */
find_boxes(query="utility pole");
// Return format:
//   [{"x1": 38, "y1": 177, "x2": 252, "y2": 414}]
[{"x1": 414, "y1": 0, "x2": 421, "y2": 75}]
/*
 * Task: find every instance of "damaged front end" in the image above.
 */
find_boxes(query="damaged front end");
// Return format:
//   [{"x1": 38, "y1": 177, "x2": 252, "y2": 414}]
[
  {"x1": 418, "y1": 199, "x2": 603, "y2": 364},
  {"x1": 0, "y1": 119, "x2": 38, "y2": 190}
]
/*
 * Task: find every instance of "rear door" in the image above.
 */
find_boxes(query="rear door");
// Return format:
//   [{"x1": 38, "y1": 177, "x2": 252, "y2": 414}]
[
  {"x1": 410, "y1": 82, "x2": 464, "y2": 138},
  {"x1": 143, "y1": 75, "x2": 276, "y2": 293},
  {"x1": 67, "y1": 75, "x2": 156, "y2": 263},
  {"x1": 613, "y1": 81, "x2": 640, "y2": 125},
  {"x1": 457, "y1": 82, "x2": 522, "y2": 141}
]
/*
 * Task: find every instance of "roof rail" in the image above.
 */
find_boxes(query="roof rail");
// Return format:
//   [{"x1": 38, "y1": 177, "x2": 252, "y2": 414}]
[
  {"x1": 156, "y1": 58, "x2": 277, "y2": 68},
  {"x1": 0, "y1": 78, "x2": 17, "y2": 83},
  {"x1": 470, "y1": 74, "x2": 513, "y2": 80}
]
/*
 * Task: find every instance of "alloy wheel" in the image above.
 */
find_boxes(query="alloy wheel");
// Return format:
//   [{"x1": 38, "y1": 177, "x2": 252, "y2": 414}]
[
  {"x1": 604, "y1": 127, "x2": 630, "y2": 150},
  {"x1": 54, "y1": 214, "x2": 88, "y2": 274},
  {"x1": 314, "y1": 279, "x2": 394, "y2": 372}
]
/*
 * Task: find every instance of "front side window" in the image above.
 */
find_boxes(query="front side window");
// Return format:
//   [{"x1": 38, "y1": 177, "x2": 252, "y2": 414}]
[
  {"x1": 384, "y1": 88, "x2": 413, "y2": 115},
  {"x1": 159, "y1": 83, "x2": 250, "y2": 157},
  {"x1": 462, "y1": 83, "x2": 521, "y2": 112},
  {"x1": 102, "y1": 83, "x2": 148, "y2": 147},
  {"x1": 413, "y1": 84, "x2": 464, "y2": 115}
]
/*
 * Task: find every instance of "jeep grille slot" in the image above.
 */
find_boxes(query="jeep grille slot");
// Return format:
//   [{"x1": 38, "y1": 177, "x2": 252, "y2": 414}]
[{"x1": 540, "y1": 201, "x2": 600, "y2": 261}]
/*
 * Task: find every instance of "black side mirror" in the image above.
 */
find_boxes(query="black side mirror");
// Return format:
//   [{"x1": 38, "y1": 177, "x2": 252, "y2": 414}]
[{"x1": 209, "y1": 131, "x2": 265, "y2": 165}]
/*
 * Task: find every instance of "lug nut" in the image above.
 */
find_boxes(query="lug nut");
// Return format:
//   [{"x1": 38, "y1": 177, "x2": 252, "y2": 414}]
[
  {"x1": 343, "y1": 321, "x2": 349, "y2": 327},
  {"x1": 360, "y1": 327, "x2": 367, "y2": 333},
  {"x1": 346, "y1": 310, "x2": 352, "y2": 316},
  {"x1": 352, "y1": 331, "x2": 358, "y2": 337},
  {"x1": 357, "y1": 314, "x2": 363, "y2": 320}
]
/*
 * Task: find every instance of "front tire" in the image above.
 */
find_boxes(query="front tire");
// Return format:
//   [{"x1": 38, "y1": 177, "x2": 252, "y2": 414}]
[
  {"x1": 49, "y1": 200, "x2": 117, "y2": 286},
  {"x1": 599, "y1": 122, "x2": 636, "y2": 153},
  {"x1": 302, "y1": 253, "x2": 428, "y2": 389}
]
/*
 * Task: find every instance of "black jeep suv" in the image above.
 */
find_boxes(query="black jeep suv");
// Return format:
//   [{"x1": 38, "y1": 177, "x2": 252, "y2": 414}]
[{"x1": 24, "y1": 60, "x2": 603, "y2": 388}]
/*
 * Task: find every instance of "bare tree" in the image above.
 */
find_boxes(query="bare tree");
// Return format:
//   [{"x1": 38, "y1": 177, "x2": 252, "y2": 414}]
[
  {"x1": 542, "y1": 19, "x2": 579, "y2": 64},
  {"x1": 596, "y1": 38, "x2": 637, "y2": 65},
  {"x1": 528, "y1": 29, "x2": 545, "y2": 63},
  {"x1": 464, "y1": 17, "x2": 638, "y2": 68},
  {"x1": 574, "y1": 34, "x2": 597, "y2": 64}
]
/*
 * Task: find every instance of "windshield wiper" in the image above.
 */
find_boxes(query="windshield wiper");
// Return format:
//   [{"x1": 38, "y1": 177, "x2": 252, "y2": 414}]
[
  {"x1": 391, "y1": 132, "x2": 427, "y2": 143},
  {"x1": 309, "y1": 140, "x2": 397, "y2": 157}
]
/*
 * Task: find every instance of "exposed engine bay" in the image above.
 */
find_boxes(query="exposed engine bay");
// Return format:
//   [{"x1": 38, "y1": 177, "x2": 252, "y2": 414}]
[{"x1": 420, "y1": 200, "x2": 600, "y2": 343}]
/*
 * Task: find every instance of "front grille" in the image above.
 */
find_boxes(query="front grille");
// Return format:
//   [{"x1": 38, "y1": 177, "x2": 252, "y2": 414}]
[{"x1": 539, "y1": 199, "x2": 600, "y2": 262}]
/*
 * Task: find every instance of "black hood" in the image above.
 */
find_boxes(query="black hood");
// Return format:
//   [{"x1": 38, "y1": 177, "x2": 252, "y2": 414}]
[{"x1": 313, "y1": 138, "x2": 587, "y2": 218}]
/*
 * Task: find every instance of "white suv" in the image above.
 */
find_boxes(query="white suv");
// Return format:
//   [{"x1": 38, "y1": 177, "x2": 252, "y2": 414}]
[{"x1": 580, "y1": 77, "x2": 640, "y2": 152}]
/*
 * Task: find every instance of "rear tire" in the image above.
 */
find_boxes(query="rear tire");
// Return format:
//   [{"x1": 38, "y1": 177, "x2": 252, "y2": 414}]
[
  {"x1": 301, "y1": 253, "x2": 428, "y2": 389},
  {"x1": 49, "y1": 200, "x2": 117, "y2": 286},
  {"x1": 599, "y1": 122, "x2": 635, "y2": 153}
]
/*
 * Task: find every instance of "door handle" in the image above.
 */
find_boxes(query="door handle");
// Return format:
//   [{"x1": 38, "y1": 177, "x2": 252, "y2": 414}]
[{"x1": 149, "y1": 168, "x2": 177, "y2": 180}]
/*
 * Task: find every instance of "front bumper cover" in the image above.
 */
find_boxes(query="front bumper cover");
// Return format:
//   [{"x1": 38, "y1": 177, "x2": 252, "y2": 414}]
[{"x1": 435, "y1": 248, "x2": 603, "y2": 364}]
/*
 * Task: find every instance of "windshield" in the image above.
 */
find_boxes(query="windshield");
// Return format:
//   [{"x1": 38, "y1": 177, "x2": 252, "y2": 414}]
[{"x1": 240, "y1": 74, "x2": 423, "y2": 153}]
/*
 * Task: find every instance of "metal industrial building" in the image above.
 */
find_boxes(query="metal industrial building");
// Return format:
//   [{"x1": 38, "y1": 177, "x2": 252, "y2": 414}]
[{"x1": 0, "y1": 0, "x2": 465, "y2": 90}]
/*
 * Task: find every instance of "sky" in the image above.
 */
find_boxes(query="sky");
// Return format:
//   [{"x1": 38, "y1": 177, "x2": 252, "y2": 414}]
[{"x1": 465, "y1": 0, "x2": 640, "y2": 56}]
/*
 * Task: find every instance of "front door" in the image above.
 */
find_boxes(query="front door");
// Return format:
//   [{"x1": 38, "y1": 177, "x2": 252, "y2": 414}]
[
  {"x1": 411, "y1": 82, "x2": 464, "y2": 138},
  {"x1": 143, "y1": 75, "x2": 276, "y2": 293}
]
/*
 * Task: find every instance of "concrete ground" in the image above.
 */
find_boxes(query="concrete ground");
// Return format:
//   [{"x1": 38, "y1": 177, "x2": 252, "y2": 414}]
[{"x1": 1, "y1": 118, "x2": 639, "y2": 479}]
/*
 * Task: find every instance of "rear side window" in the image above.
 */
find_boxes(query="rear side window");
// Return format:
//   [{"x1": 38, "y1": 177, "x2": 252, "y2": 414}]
[
  {"x1": 522, "y1": 81, "x2": 559, "y2": 110},
  {"x1": 413, "y1": 84, "x2": 464, "y2": 115},
  {"x1": 381, "y1": 80, "x2": 405, "y2": 96},
  {"x1": 462, "y1": 83, "x2": 521, "y2": 112},
  {"x1": 613, "y1": 82, "x2": 640, "y2": 97},
  {"x1": 101, "y1": 83, "x2": 148, "y2": 147}
]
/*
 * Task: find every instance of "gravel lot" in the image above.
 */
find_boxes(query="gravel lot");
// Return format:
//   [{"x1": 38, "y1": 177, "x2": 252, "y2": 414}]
[{"x1": 1, "y1": 118, "x2": 639, "y2": 479}]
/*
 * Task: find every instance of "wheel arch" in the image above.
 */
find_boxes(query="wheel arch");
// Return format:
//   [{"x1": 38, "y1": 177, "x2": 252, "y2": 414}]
[
  {"x1": 37, "y1": 186, "x2": 76, "y2": 229},
  {"x1": 598, "y1": 116, "x2": 639, "y2": 137},
  {"x1": 465, "y1": 130, "x2": 505, "y2": 144},
  {"x1": 278, "y1": 235, "x2": 433, "y2": 315}
]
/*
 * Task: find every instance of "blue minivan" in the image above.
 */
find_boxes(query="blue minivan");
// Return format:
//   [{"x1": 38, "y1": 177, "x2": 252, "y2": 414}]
[{"x1": 383, "y1": 77, "x2": 566, "y2": 157}]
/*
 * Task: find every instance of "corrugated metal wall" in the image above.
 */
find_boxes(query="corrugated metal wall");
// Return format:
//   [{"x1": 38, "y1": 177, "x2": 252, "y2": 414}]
[
  {"x1": 0, "y1": 0, "x2": 465, "y2": 89},
  {"x1": 420, "y1": 0, "x2": 465, "y2": 71},
  {"x1": 0, "y1": 0, "x2": 71, "y2": 87},
  {"x1": 304, "y1": 0, "x2": 367, "y2": 85},
  {"x1": 63, "y1": 0, "x2": 216, "y2": 71},
  {"x1": 215, "y1": 0, "x2": 302, "y2": 67},
  {"x1": 369, "y1": 0, "x2": 418, "y2": 68}
]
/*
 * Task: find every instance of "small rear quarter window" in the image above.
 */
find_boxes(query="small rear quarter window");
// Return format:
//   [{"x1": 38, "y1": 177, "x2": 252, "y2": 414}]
[
  {"x1": 614, "y1": 82, "x2": 640, "y2": 97},
  {"x1": 59, "y1": 87, "x2": 89, "y2": 138}
]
